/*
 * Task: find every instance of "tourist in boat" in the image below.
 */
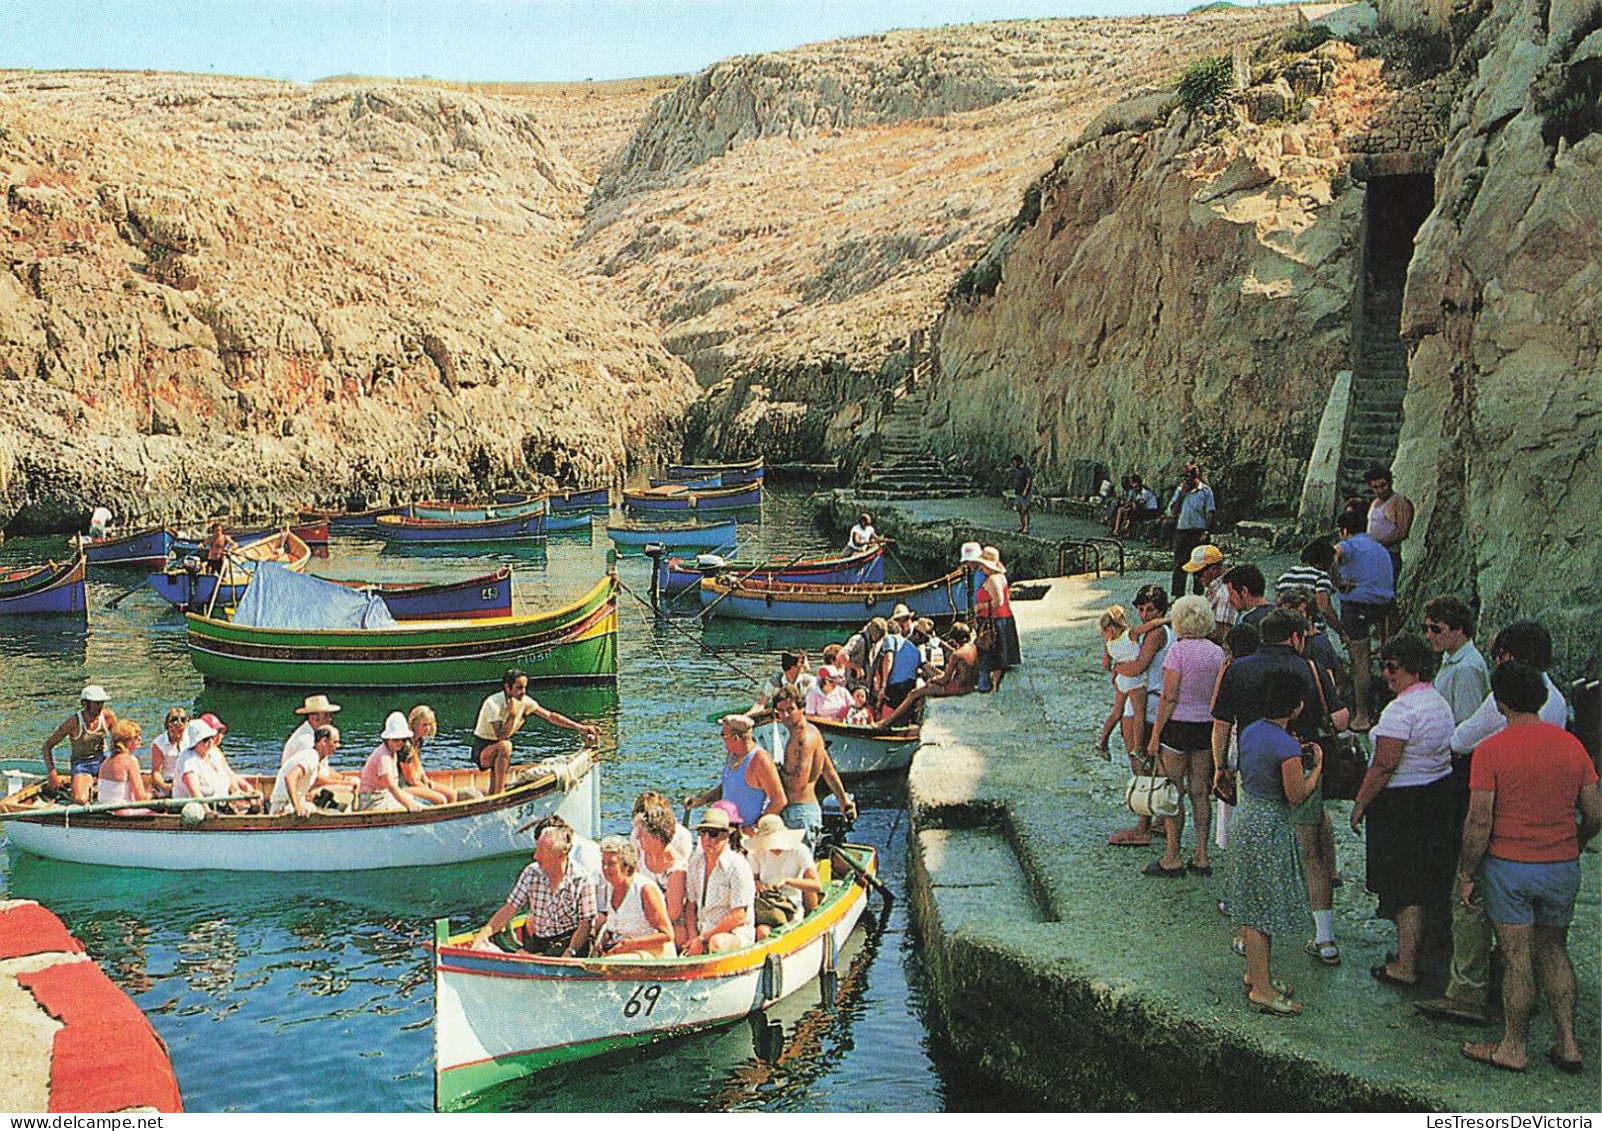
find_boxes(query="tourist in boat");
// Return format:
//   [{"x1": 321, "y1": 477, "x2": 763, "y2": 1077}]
[
  {"x1": 197, "y1": 713, "x2": 261, "y2": 811},
  {"x1": 841, "y1": 618, "x2": 887, "y2": 690},
  {"x1": 846, "y1": 511, "x2": 880, "y2": 553},
  {"x1": 876, "y1": 622, "x2": 980, "y2": 729},
  {"x1": 974, "y1": 546, "x2": 1020, "y2": 692},
  {"x1": 595, "y1": 836, "x2": 677, "y2": 959},
  {"x1": 772, "y1": 688, "x2": 857, "y2": 849},
  {"x1": 399, "y1": 705, "x2": 456, "y2": 806},
  {"x1": 876, "y1": 614, "x2": 923, "y2": 712},
  {"x1": 684, "y1": 807, "x2": 756, "y2": 955},
  {"x1": 203, "y1": 521, "x2": 237, "y2": 576},
  {"x1": 282, "y1": 694, "x2": 341, "y2": 774},
  {"x1": 682, "y1": 713, "x2": 786, "y2": 834},
  {"x1": 357, "y1": 712, "x2": 426, "y2": 813},
  {"x1": 471, "y1": 822, "x2": 598, "y2": 958},
  {"x1": 747, "y1": 651, "x2": 816, "y2": 719},
  {"x1": 744, "y1": 814, "x2": 822, "y2": 941},
  {"x1": 472, "y1": 667, "x2": 600, "y2": 796},
  {"x1": 631, "y1": 789, "x2": 693, "y2": 857},
  {"x1": 633, "y1": 801, "x2": 690, "y2": 950},
  {"x1": 148, "y1": 707, "x2": 189, "y2": 797},
  {"x1": 1231, "y1": 671, "x2": 1321, "y2": 1017},
  {"x1": 845, "y1": 687, "x2": 873, "y2": 727},
  {"x1": 271, "y1": 724, "x2": 340, "y2": 817},
  {"x1": 97, "y1": 720, "x2": 151, "y2": 811},
  {"x1": 41, "y1": 685, "x2": 119, "y2": 805},
  {"x1": 172, "y1": 718, "x2": 226, "y2": 801},
  {"x1": 1144, "y1": 595, "x2": 1224, "y2": 879},
  {"x1": 804, "y1": 665, "x2": 853, "y2": 721},
  {"x1": 87, "y1": 504, "x2": 114, "y2": 539},
  {"x1": 1350, "y1": 633, "x2": 1456, "y2": 989}
]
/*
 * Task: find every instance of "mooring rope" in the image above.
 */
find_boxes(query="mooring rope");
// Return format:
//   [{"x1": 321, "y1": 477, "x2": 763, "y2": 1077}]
[{"x1": 612, "y1": 573, "x2": 765, "y2": 687}]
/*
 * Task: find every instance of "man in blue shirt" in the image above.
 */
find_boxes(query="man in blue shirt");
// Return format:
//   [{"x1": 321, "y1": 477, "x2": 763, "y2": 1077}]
[
  {"x1": 1333, "y1": 508, "x2": 1396, "y2": 730},
  {"x1": 1169, "y1": 462, "x2": 1216, "y2": 597}
]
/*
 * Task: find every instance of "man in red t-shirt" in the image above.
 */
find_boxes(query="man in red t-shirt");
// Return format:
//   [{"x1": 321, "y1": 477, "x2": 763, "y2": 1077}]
[{"x1": 1456, "y1": 662, "x2": 1600, "y2": 1074}]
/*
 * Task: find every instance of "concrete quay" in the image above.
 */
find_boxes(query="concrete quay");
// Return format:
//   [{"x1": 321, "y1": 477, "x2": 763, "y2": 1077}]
[{"x1": 904, "y1": 569, "x2": 1601, "y2": 1111}]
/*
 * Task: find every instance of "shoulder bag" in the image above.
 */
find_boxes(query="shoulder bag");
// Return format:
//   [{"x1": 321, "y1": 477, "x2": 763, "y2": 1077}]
[{"x1": 1307, "y1": 659, "x2": 1368, "y2": 801}]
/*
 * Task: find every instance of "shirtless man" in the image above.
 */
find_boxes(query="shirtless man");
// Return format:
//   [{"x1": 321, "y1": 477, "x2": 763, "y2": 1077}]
[
  {"x1": 42, "y1": 685, "x2": 119, "y2": 804},
  {"x1": 876, "y1": 622, "x2": 980, "y2": 729},
  {"x1": 770, "y1": 688, "x2": 857, "y2": 849}
]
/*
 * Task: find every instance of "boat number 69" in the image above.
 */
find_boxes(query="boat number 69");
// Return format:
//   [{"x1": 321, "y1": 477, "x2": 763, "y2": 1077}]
[{"x1": 623, "y1": 984, "x2": 662, "y2": 1018}]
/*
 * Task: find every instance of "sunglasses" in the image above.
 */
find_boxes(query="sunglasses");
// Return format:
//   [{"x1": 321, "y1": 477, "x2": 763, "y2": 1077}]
[
  {"x1": 1382, "y1": 660, "x2": 1405, "y2": 673},
  {"x1": 1423, "y1": 622, "x2": 1447, "y2": 634},
  {"x1": 698, "y1": 829, "x2": 729, "y2": 841}
]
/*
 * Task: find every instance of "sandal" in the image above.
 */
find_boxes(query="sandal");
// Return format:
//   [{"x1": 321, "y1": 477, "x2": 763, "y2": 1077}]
[
  {"x1": 1187, "y1": 860, "x2": 1213, "y2": 876},
  {"x1": 1248, "y1": 992, "x2": 1302, "y2": 1017},
  {"x1": 1460, "y1": 1041, "x2": 1525, "y2": 1073},
  {"x1": 1141, "y1": 860, "x2": 1186, "y2": 878},
  {"x1": 1370, "y1": 964, "x2": 1418, "y2": 988},
  {"x1": 1304, "y1": 939, "x2": 1341, "y2": 966},
  {"x1": 1244, "y1": 977, "x2": 1294, "y2": 998},
  {"x1": 1231, "y1": 935, "x2": 1246, "y2": 957}
]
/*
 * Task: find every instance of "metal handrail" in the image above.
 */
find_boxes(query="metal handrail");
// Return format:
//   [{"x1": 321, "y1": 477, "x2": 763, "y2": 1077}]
[{"x1": 1057, "y1": 536, "x2": 1125, "y2": 578}]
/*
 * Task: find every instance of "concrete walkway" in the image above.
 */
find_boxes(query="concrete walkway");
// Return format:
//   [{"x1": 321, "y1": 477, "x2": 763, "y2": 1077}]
[{"x1": 907, "y1": 568, "x2": 1601, "y2": 1111}]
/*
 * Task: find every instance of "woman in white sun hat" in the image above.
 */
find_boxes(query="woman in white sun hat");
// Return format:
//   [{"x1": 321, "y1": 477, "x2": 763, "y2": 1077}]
[{"x1": 357, "y1": 712, "x2": 425, "y2": 812}]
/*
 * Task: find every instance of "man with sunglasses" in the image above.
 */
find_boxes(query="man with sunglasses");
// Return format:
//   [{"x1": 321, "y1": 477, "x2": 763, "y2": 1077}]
[
  {"x1": 684, "y1": 808, "x2": 756, "y2": 955},
  {"x1": 1424, "y1": 595, "x2": 1490, "y2": 725}
]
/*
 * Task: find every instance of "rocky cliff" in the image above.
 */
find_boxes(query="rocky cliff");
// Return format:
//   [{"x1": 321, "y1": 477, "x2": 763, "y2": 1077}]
[
  {"x1": 570, "y1": 9, "x2": 1298, "y2": 464},
  {"x1": 1394, "y1": 0, "x2": 1602, "y2": 675},
  {"x1": 0, "y1": 73, "x2": 698, "y2": 530},
  {"x1": 926, "y1": 42, "x2": 1389, "y2": 515}
]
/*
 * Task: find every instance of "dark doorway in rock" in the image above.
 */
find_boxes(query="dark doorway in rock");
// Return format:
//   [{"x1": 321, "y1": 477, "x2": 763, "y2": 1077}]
[{"x1": 1338, "y1": 173, "x2": 1435, "y2": 501}]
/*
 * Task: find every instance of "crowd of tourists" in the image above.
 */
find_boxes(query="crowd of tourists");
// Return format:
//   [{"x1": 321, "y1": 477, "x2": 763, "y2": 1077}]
[{"x1": 1093, "y1": 502, "x2": 1598, "y2": 1076}]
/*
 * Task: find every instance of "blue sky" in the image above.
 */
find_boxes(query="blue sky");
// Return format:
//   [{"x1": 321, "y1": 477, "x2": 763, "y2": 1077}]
[{"x1": 0, "y1": 1, "x2": 1243, "y2": 83}]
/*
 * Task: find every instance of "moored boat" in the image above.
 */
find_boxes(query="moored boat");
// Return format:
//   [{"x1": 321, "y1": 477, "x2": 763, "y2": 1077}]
[
  {"x1": 607, "y1": 519, "x2": 738, "y2": 553},
  {"x1": 657, "y1": 545, "x2": 886, "y2": 597},
  {"x1": 297, "y1": 504, "x2": 407, "y2": 530},
  {"x1": 326, "y1": 566, "x2": 515, "y2": 621},
  {"x1": 667, "y1": 457, "x2": 764, "y2": 486},
  {"x1": 494, "y1": 488, "x2": 611, "y2": 513},
  {"x1": 0, "y1": 555, "x2": 87, "y2": 617},
  {"x1": 431, "y1": 841, "x2": 876, "y2": 1110},
  {"x1": 185, "y1": 565, "x2": 618, "y2": 687},
  {"x1": 408, "y1": 498, "x2": 546, "y2": 523},
  {"x1": 810, "y1": 718, "x2": 920, "y2": 779},
  {"x1": 78, "y1": 525, "x2": 174, "y2": 570},
  {"x1": 174, "y1": 520, "x2": 329, "y2": 552},
  {"x1": 648, "y1": 473, "x2": 720, "y2": 489},
  {"x1": 544, "y1": 511, "x2": 593, "y2": 533},
  {"x1": 623, "y1": 482, "x2": 762, "y2": 513},
  {"x1": 0, "y1": 753, "x2": 598, "y2": 872},
  {"x1": 698, "y1": 568, "x2": 976, "y2": 625},
  {"x1": 375, "y1": 509, "x2": 548, "y2": 544},
  {"x1": 149, "y1": 530, "x2": 312, "y2": 610}
]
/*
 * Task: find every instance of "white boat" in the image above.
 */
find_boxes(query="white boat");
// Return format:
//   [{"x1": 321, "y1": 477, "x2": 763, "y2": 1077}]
[
  {"x1": 810, "y1": 718, "x2": 920, "y2": 779},
  {"x1": 0, "y1": 756, "x2": 598, "y2": 872},
  {"x1": 432, "y1": 842, "x2": 878, "y2": 1111}
]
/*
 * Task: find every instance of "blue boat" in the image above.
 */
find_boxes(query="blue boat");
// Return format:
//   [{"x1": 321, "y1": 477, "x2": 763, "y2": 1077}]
[
  {"x1": 607, "y1": 520, "x2": 738, "y2": 553},
  {"x1": 648, "y1": 473, "x2": 721, "y2": 489},
  {"x1": 657, "y1": 545, "x2": 886, "y2": 597},
  {"x1": 0, "y1": 555, "x2": 87, "y2": 617},
  {"x1": 409, "y1": 499, "x2": 546, "y2": 523},
  {"x1": 78, "y1": 525, "x2": 174, "y2": 569},
  {"x1": 667, "y1": 457, "x2": 764, "y2": 486},
  {"x1": 546, "y1": 511, "x2": 594, "y2": 533},
  {"x1": 148, "y1": 531, "x2": 312, "y2": 610},
  {"x1": 374, "y1": 510, "x2": 548, "y2": 544},
  {"x1": 298, "y1": 504, "x2": 407, "y2": 530},
  {"x1": 623, "y1": 482, "x2": 762, "y2": 513},
  {"x1": 698, "y1": 567, "x2": 975, "y2": 625},
  {"x1": 494, "y1": 488, "x2": 611, "y2": 513}
]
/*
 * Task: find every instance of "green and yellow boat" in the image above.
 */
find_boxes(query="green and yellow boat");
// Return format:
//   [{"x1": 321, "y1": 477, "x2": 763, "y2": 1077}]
[{"x1": 185, "y1": 569, "x2": 618, "y2": 688}]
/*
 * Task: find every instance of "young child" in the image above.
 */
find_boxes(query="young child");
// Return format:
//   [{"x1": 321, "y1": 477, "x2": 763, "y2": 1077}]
[
  {"x1": 1096, "y1": 605, "x2": 1148, "y2": 759},
  {"x1": 845, "y1": 687, "x2": 873, "y2": 727}
]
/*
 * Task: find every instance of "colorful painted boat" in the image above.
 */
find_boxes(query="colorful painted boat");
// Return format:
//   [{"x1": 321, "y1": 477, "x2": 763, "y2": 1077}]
[
  {"x1": 667, "y1": 457, "x2": 764, "y2": 486},
  {"x1": 375, "y1": 509, "x2": 548, "y2": 544},
  {"x1": 607, "y1": 520, "x2": 738, "y2": 553},
  {"x1": 78, "y1": 525, "x2": 174, "y2": 570},
  {"x1": 0, "y1": 555, "x2": 87, "y2": 617},
  {"x1": 330, "y1": 567, "x2": 515, "y2": 621},
  {"x1": 297, "y1": 504, "x2": 407, "y2": 530},
  {"x1": 172, "y1": 521, "x2": 329, "y2": 553},
  {"x1": 149, "y1": 530, "x2": 312, "y2": 610},
  {"x1": 648, "y1": 473, "x2": 720, "y2": 489},
  {"x1": 657, "y1": 545, "x2": 886, "y2": 597},
  {"x1": 185, "y1": 571, "x2": 618, "y2": 687},
  {"x1": 494, "y1": 488, "x2": 611, "y2": 513},
  {"x1": 431, "y1": 841, "x2": 876, "y2": 1110},
  {"x1": 623, "y1": 482, "x2": 762, "y2": 513},
  {"x1": 698, "y1": 568, "x2": 975, "y2": 625},
  {"x1": 810, "y1": 718, "x2": 920, "y2": 779},
  {"x1": 0, "y1": 753, "x2": 598, "y2": 872},
  {"x1": 409, "y1": 498, "x2": 547, "y2": 523},
  {"x1": 545, "y1": 511, "x2": 594, "y2": 533}
]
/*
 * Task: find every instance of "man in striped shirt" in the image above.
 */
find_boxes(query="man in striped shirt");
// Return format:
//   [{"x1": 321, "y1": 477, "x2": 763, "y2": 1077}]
[{"x1": 1275, "y1": 539, "x2": 1348, "y2": 649}]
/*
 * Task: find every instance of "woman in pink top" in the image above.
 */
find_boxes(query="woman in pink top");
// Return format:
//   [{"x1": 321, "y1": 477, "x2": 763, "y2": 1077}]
[
  {"x1": 1145, "y1": 595, "x2": 1225, "y2": 876},
  {"x1": 357, "y1": 712, "x2": 424, "y2": 813}
]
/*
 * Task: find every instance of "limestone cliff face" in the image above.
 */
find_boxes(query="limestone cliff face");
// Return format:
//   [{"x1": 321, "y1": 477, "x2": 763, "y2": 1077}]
[
  {"x1": 927, "y1": 48, "x2": 1386, "y2": 516},
  {"x1": 572, "y1": 9, "x2": 1298, "y2": 465},
  {"x1": 0, "y1": 73, "x2": 698, "y2": 530},
  {"x1": 1395, "y1": 0, "x2": 1602, "y2": 674}
]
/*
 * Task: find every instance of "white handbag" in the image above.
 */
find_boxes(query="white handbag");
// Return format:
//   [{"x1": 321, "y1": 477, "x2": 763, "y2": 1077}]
[{"x1": 1125, "y1": 771, "x2": 1182, "y2": 819}]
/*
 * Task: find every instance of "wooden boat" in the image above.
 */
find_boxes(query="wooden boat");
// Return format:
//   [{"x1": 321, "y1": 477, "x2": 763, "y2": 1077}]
[
  {"x1": 431, "y1": 841, "x2": 876, "y2": 1110},
  {"x1": 0, "y1": 753, "x2": 598, "y2": 872},
  {"x1": 174, "y1": 520, "x2": 329, "y2": 551},
  {"x1": 327, "y1": 567, "x2": 515, "y2": 621},
  {"x1": 623, "y1": 482, "x2": 762, "y2": 513},
  {"x1": 0, "y1": 555, "x2": 87, "y2": 617},
  {"x1": 698, "y1": 568, "x2": 975, "y2": 625},
  {"x1": 657, "y1": 545, "x2": 886, "y2": 597},
  {"x1": 375, "y1": 509, "x2": 547, "y2": 544},
  {"x1": 494, "y1": 488, "x2": 611, "y2": 513},
  {"x1": 667, "y1": 457, "x2": 764, "y2": 486},
  {"x1": 297, "y1": 504, "x2": 407, "y2": 530},
  {"x1": 186, "y1": 571, "x2": 618, "y2": 687},
  {"x1": 648, "y1": 473, "x2": 720, "y2": 489},
  {"x1": 544, "y1": 511, "x2": 593, "y2": 533},
  {"x1": 811, "y1": 718, "x2": 920, "y2": 779},
  {"x1": 409, "y1": 498, "x2": 546, "y2": 523},
  {"x1": 149, "y1": 531, "x2": 312, "y2": 610},
  {"x1": 606, "y1": 519, "x2": 737, "y2": 553},
  {"x1": 78, "y1": 525, "x2": 173, "y2": 570}
]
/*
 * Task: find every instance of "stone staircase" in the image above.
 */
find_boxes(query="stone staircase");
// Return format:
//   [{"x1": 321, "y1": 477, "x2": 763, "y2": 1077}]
[
  {"x1": 1338, "y1": 294, "x2": 1409, "y2": 501},
  {"x1": 855, "y1": 362, "x2": 976, "y2": 498}
]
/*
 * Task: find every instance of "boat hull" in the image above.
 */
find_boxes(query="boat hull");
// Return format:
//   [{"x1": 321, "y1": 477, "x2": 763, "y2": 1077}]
[
  {"x1": 433, "y1": 843, "x2": 873, "y2": 1111},
  {"x1": 698, "y1": 569, "x2": 974, "y2": 625},
  {"x1": 624, "y1": 483, "x2": 762, "y2": 512},
  {"x1": 344, "y1": 568, "x2": 515, "y2": 621},
  {"x1": 607, "y1": 521, "x2": 737, "y2": 553},
  {"x1": 811, "y1": 719, "x2": 920, "y2": 779},
  {"x1": 297, "y1": 505, "x2": 407, "y2": 530},
  {"x1": 0, "y1": 556, "x2": 88, "y2": 616},
  {"x1": 1, "y1": 757, "x2": 598, "y2": 872},
  {"x1": 80, "y1": 526, "x2": 173, "y2": 570},
  {"x1": 185, "y1": 576, "x2": 618, "y2": 687},
  {"x1": 409, "y1": 500, "x2": 546, "y2": 523},
  {"x1": 544, "y1": 511, "x2": 593, "y2": 533},
  {"x1": 667, "y1": 458, "x2": 764, "y2": 486},
  {"x1": 376, "y1": 511, "x2": 548, "y2": 543},
  {"x1": 658, "y1": 546, "x2": 885, "y2": 596}
]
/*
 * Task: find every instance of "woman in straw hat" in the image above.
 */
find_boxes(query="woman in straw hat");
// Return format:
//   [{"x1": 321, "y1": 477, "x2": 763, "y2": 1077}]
[
  {"x1": 975, "y1": 546, "x2": 1021, "y2": 691},
  {"x1": 744, "y1": 813, "x2": 823, "y2": 939}
]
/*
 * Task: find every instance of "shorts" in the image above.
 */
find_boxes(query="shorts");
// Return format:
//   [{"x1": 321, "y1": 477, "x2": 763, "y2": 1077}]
[
  {"x1": 1340, "y1": 600, "x2": 1392, "y2": 639},
  {"x1": 1159, "y1": 719, "x2": 1213, "y2": 752},
  {"x1": 1481, "y1": 855, "x2": 1580, "y2": 927},
  {"x1": 1014, "y1": 492, "x2": 1031, "y2": 511},
  {"x1": 885, "y1": 679, "x2": 917, "y2": 709},
  {"x1": 70, "y1": 757, "x2": 104, "y2": 778},
  {"x1": 782, "y1": 801, "x2": 823, "y2": 851},
  {"x1": 470, "y1": 736, "x2": 497, "y2": 764}
]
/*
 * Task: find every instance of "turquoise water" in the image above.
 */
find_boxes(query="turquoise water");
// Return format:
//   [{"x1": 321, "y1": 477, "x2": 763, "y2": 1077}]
[{"x1": 0, "y1": 488, "x2": 966, "y2": 1112}]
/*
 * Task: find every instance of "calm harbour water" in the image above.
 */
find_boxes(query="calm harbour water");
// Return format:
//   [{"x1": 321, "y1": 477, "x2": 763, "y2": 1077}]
[{"x1": 0, "y1": 487, "x2": 969, "y2": 1113}]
